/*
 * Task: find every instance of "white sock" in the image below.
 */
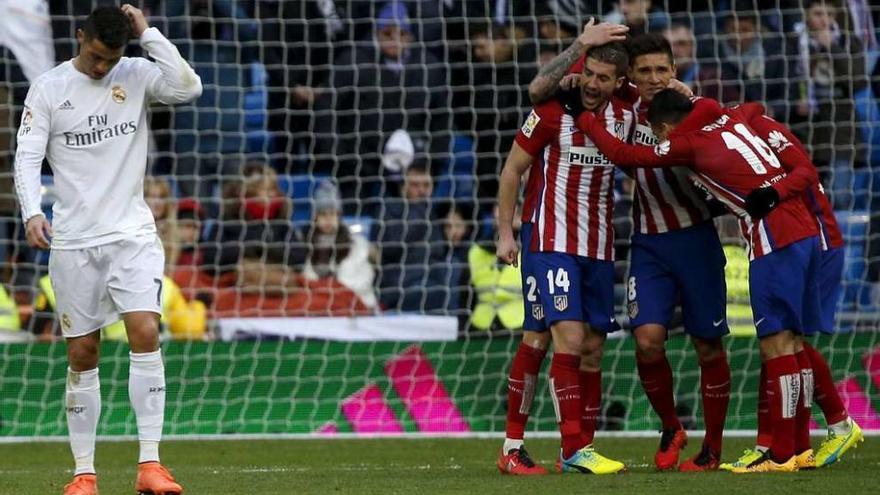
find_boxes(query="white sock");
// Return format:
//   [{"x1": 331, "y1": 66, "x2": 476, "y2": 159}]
[
  {"x1": 129, "y1": 350, "x2": 165, "y2": 464},
  {"x1": 755, "y1": 445, "x2": 769, "y2": 454},
  {"x1": 830, "y1": 417, "x2": 852, "y2": 436},
  {"x1": 503, "y1": 438, "x2": 524, "y2": 454},
  {"x1": 67, "y1": 368, "x2": 100, "y2": 476}
]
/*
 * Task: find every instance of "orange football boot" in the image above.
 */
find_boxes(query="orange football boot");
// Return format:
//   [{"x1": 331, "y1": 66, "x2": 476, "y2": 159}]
[{"x1": 135, "y1": 462, "x2": 183, "y2": 495}]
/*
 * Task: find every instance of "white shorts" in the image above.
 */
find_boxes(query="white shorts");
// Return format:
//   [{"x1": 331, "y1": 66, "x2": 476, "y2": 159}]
[{"x1": 48, "y1": 235, "x2": 165, "y2": 338}]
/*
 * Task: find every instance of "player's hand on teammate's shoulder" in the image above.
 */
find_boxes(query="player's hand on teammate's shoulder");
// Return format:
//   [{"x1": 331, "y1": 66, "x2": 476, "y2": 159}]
[
  {"x1": 575, "y1": 110, "x2": 596, "y2": 132},
  {"x1": 25, "y1": 215, "x2": 53, "y2": 250},
  {"x1": 666, "y1": 79, "x2": 694, "y2": 99},
  {"x1": 496, "y1": 234, "x2": 519, "y2": 267},
  {"x1": 121, "y1": 3, "x2": 149, "y2": 38},
  {"x1": 578, "y1": 17, "x2": 629, "y2": 49}
]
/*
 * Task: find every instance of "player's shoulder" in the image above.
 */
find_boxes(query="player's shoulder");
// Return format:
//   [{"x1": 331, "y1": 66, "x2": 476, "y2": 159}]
[
  {"x1": 531, "y1": 99, "x2": 565, "y2": 120},
  {"x1": 609, "y1": 96, "x2": 636, "y2": 116},
  {"x1": 29, "y1": 62, "x2": 72, "y2": 91},
  {"x1": 114, "y1": 56, "x2": 154, "y2": 76},
  {"x1": 521, "y1": 100, "x2": 563, "y2": 137}
]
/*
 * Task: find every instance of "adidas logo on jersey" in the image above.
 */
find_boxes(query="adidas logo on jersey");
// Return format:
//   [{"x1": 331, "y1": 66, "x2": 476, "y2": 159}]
[{"x1": 59, "y1": 100, "x2": 74, "y2": 110}]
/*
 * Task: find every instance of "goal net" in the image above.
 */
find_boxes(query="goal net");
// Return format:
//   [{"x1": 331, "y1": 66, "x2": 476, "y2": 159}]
[{"x1": 1, "y1": 0, "x2": 879, "y2": 439}]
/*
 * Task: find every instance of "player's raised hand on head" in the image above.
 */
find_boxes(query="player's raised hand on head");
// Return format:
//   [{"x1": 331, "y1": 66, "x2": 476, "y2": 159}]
[
  {"x1": 121, "y1": 4, "x2": 149, "y2": 37},
  {"x1": 666, "y1": 79, "x2": 694, "y2": 99},
  {"x1": 496, "y1": 233, "x2": 519, "y2": 267},
  {"x1": 25, "y1": 215, "x2": 52, "y2": 250},
  {"x1": 578, "y1": 18, "x2": 629, "y2": 48}
]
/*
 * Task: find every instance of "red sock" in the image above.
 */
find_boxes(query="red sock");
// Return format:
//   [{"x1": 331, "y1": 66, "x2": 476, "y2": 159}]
[
  {"x1": 636, "y1": 353, "x2": 681, "y2": 431},
  {"x1": 505, "y1": 343, "x2": 547, "y2": 440},
  {"x1": 699, "y1": 352, "x2": 730, "y2": 455},
  {"x1": 579, "y1": 370, "x2": 601, "y2": 446},
  {"x1": 766, "y1": 355, "x2": 801, "y2": 463},
  {"x1": 550, "y1": 353, "x2": 584, "y2": 459},
  {"x1": 795, "y1": 350, "x2": 813, "y2": 453},
  {"x1": 756, "y1": 364, "x2": 773, "y2": 449},
  {"x1": 802, "y1": 342, "x2": 848, "y2": 425}
]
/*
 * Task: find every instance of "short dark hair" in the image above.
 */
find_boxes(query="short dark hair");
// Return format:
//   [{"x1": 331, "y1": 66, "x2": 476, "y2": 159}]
[
  {"x1": 82, "y1": 6, "x2": 131, "y2": 49},
  {"x1": 646, "y1": 89, "x2": 693, "y2": 126},
  {"x1": 626, "y1": 33, "x2": 674, "y2": 66},
  {"x1": 585, "y1": 42, "x2": 630, "y2": 77}
]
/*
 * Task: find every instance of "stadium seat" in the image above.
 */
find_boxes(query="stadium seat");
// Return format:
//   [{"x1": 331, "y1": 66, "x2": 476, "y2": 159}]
[{"x1": 277, "y1": 173, "x2": 330, "y2": 222}]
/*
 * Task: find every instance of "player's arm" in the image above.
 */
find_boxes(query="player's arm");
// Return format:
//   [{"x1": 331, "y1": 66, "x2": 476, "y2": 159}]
[
  {"x1": 497, "y1": 107, "x2": 555, "y2": 265},
  {"x1": 13, "y1": 83, "x2": 53, "y2": 250},
  {"x1": 528, "y1": 19, "x2": 629, "y2": 104},
  {"x1": 122, "y1": 4, "x2": 202, "y2": 104},
  {"x1": 497, "y1": 143, "x2": 534, "y2": 266},
  {"x1": 576, "y1": 112, "x2": 694, "y2": 168}
]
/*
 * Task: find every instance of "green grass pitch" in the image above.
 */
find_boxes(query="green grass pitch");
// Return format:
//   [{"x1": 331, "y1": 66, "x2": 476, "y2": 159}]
[{"x1": 0, "y1": 437, "x2": 876, "y2": 494}]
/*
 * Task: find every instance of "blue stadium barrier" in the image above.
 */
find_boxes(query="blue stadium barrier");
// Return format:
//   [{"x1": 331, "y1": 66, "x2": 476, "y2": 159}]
[
  {"x1": 244, "y1": 62, "x2": 271, "y2": 154},
  {"x1": 433, "y1": 134, "x2": 476, "y2": 200},
  {"x1": 836, "y1": 210, "x2": 871, "y2": 311}
]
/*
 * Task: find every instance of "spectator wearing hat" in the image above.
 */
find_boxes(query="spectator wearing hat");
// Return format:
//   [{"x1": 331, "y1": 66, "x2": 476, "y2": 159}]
[
  {"x1": 304, "y1": 181, "x2": 378, "y2": 309},
  {"x1": 312, "y1": 0, "x2": 451, "y2": 215}
]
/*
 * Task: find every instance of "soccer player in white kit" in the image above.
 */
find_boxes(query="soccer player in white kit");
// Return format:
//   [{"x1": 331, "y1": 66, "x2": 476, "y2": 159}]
[{"x1": 13, "y1": 5, "x2": 202, "y2": 495}]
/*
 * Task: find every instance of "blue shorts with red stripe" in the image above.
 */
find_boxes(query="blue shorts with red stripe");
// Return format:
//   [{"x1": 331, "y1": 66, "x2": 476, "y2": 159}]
[
  {"x1": 749, "y1": 236, "x2": 822, "y2": 338},
  {"x1": 818, "y1": 246, "x2": 844, "y2": 333},
  {"x1": 520, "y1": 223, "x2": 547, "y2": 331},
  {"x1": 626, "y1": 221, "x2": 729, "y2": 339},
  {"x1": 529, "y1": 250, "x2": 618, "y2": 333}
]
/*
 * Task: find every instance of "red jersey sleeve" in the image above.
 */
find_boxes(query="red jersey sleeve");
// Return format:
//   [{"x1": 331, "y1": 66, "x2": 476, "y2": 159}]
[
  {"x1": 514, "y1": 104, "x2": 559, "y2": 157},
  {"x1": 577, "y1": 111, "x2": 694, "y2": 168},
  {"x1": 740, "y1": 110, "x2": 819, "y2": 201}
]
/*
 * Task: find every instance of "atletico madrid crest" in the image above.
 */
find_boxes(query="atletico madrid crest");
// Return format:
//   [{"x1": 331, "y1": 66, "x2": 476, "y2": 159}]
[
  {"x1": 531, "y1": 304, "x2": 544, "y2": 321},
  {"x1": 614, "y1": 120, "x2": 625, "y2": 139},
  {"x1": 627, "y1": 302, "x2": 639, "y2": 319},
  {"x1": 554, "y1": 295, "x2": 568, "y2": 311}
]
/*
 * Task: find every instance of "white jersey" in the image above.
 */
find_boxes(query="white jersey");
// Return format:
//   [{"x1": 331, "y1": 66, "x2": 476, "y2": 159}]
[{"x1": 14, "y1": 27, "x2": 202, "y2": 250}]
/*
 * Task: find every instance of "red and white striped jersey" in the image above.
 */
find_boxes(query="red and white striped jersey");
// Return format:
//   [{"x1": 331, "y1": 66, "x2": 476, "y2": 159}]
[
  {"x1": 580, "y1": 98, "x2": 819, "y2": 260},
  {"x1": 521, "y1": 158, "x2": 544, "y2": 224},
  {"x1": 730, "y1": 103, "x2": 844, "y2": 251},
  {"x1": 629, "y1": 99, "x2": 713, "y2": 234},
  {"x1": 515, "y1": 98, "x2": 635, "y2": 260}
]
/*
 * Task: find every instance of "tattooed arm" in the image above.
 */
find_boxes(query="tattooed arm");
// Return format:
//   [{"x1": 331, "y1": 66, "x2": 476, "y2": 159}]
[{"x1": 528, "y1": 18, "x2": 629, "y2": 104}]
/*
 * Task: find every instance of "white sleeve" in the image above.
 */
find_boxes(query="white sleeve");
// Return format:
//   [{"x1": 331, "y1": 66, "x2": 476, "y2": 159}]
[
  {"x1": 139, "y1": 27, "x2": 202, "y2": 104},
  {"x1": 13, "y1": 82, "x2": 51, "y2": 223}
]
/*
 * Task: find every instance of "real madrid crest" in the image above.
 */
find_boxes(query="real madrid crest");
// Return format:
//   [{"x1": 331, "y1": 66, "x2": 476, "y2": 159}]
[
  {"x1": 62, "y1": 313, "x2": 72, "y2": 330},
  {"x1": 112, "y1": 85, "x2": 126, "y2": 103}
]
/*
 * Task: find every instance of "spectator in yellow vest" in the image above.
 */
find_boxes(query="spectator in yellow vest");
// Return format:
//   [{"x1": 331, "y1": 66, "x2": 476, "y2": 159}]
[
  {"x1": 718, "y1": 217, "x2": 753, "y2": 336},
  {"x1": 0, "y1": 284, "x2": 21, "y2": 332},
  {"x1": 469, "y1": 205, "x2": 524, "y2": 331}
]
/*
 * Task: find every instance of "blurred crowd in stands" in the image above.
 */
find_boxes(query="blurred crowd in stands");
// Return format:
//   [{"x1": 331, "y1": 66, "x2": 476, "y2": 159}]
[{"x1": 1, "y1": 0, "x2": 880, "y2": 339}]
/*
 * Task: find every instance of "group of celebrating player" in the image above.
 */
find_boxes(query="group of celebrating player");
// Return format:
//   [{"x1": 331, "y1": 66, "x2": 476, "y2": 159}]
[{"x1": 495, "y1": 20, "x2": 865, "y2": 475}]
